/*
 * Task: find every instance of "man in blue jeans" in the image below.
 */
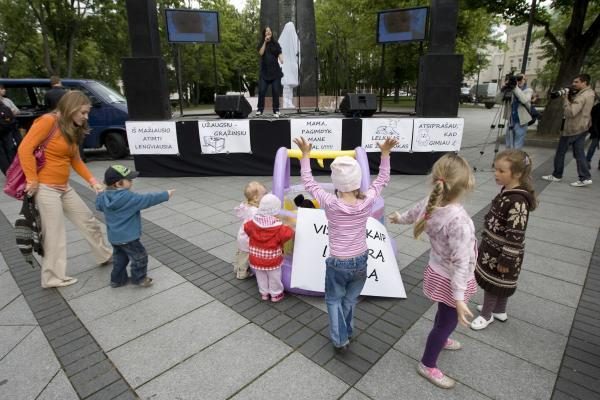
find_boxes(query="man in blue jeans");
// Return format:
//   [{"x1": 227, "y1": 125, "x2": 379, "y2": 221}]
[
  {"x1": 543, "y1": 74, "x2": 596, "y2": 187},
  {"x1": 496, "y1": 73, "x2": 533, "y2": 149}
]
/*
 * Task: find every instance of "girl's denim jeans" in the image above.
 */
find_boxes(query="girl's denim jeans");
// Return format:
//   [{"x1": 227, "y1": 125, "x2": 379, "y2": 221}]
[{"x1": 324, "y1": 251, "x2": 368, "y2": 348}]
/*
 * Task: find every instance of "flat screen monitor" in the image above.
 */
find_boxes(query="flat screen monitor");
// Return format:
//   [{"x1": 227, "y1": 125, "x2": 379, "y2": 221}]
[
  {"x1": 165, "y1": 9, "x2": 220, "y2": 43},
  {"x1": 377, "y1": 7, "x2": 428, "y2": 44}
]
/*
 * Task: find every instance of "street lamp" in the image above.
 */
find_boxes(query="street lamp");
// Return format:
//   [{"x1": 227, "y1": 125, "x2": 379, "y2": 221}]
[
  {"x1": 475, "y1": 52, "x2": 482, "y2": 105},
  {"x1": 496, "y1": 65, "x2": 503, "y2": 91}
]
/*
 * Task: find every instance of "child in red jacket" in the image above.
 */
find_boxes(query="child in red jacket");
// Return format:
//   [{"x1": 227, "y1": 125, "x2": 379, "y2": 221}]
[{"x1": 244, "y1": 193, "x2": 294, "y2": 302}]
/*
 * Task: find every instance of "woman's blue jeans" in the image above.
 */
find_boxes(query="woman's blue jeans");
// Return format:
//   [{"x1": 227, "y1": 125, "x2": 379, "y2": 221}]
[{"x1": 324, "y1": 251, "x2": 368, "y2": 348}]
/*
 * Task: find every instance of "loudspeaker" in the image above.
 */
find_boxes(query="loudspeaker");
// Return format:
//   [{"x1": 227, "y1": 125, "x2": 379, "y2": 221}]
[
  {"x1": 416, "y1": 54, "x2": 463, "y2": 117},
  {"x1": 339, "y1": 93, "x2": 377, "y2": 118},
  {"x1": 214, "y1": 95, "x2": 252, "y2": 119},
  {"x1": 125, "y1": 0, "x2": 161, "y2": 57},
  {"x1": 122, "y1": 57, "x2": 171, "y2": 120},
  {"x1": 428, "y1": 0, "x2": 459, "y2": 53}
]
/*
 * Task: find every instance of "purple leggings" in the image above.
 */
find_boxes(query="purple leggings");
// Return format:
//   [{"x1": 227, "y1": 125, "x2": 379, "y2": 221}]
[{"x1": 421, "y1": 302, "x2": 458, "y2": 368}]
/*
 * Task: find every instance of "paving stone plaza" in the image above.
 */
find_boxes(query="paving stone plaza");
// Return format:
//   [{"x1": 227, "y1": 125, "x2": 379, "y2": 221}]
[{"x1": 0, "y1": 108, "x2": 599, "y2": 399}]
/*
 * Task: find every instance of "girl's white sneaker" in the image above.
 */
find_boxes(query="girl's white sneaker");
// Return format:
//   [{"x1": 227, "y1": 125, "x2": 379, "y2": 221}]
[
  {"x1": 471, "y1": 315, "x2": 494, "y2": 330},
  {"x1": 476, "y1": 304, "x2": 508, "y2": 322}
]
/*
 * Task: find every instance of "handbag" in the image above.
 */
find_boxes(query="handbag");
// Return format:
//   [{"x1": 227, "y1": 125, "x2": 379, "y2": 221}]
[{"x1": 3, "y1": 119, "x2": 58, "y2": 200}]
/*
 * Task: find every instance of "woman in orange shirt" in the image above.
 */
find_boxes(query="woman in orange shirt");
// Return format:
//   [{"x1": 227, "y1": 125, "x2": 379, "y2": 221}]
[{"x1": 18, "y1": 91, "x2": 112, "y2": 288}]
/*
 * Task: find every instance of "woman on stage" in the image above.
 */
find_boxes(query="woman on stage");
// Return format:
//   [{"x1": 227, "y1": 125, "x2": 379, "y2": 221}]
[{"x1": 257, "y1": 27, "x2": 283, "y2": 118}]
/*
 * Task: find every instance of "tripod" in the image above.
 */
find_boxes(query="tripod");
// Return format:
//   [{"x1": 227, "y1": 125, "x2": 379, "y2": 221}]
[{"x1": 473, "y1": 96, "x2": 511, "y2": 172}]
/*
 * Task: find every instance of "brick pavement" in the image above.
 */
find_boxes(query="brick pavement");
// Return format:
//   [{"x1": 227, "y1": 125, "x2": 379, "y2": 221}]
[{"x1": 1, "y1": 109, "x2": 599, "y2": 399}]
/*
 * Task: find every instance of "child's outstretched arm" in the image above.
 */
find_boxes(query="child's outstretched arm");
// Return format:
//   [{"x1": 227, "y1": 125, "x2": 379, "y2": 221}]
[
  {"x1": 130, "y1": 190, "x2": 174, "y2": 211},
  {"x1": 293, "y1": 137, "x2": 335, "y2": 206},
  {"x1": 365, "y1": 138, "x2": 398, "y2": 199},
  {"x1": 389, "y1": 198, "x2": 427, "y2": 225}
]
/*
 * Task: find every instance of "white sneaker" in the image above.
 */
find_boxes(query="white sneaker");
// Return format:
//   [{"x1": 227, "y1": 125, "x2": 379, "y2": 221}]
[
  {"x1": 570, "y1": 179, "x2": 592, "y2": 187},
  {"x1": 476, "y1": 304, "x2": 508, "y2": 322},
  {"x1": 541, "y1": 175, "x2": 561, "y2": 182},
  {"x1": 255, "y1": 111, "x2": 262, "y2": 116},
  {"x1": 470, "y1": 315, "x2": 494, "y2": 330},
  {"x1": 273, "y1": 111, "x2": 280, "y2": 118}
]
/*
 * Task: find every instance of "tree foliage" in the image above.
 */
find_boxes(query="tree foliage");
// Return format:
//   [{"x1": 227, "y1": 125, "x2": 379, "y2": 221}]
[
  {"x1": 467, "y1": 0, "x2": 600, "y2": 135},
  {"x1": 314, "y1": 0, "x2": 500, "y2": 99},
  {"x1": 1, "y1": 0, "x2": 500, "y2": 105}
]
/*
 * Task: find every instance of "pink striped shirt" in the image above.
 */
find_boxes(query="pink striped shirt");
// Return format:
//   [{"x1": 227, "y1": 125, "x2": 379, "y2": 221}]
[{"x1": 300, "y1": 156, "x2": 391, "y2": 258}]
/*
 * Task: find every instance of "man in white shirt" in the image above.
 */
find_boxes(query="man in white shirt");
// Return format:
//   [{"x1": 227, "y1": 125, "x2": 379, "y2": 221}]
[{"x1": 0, "y1": 85, "x2": 19, "y2": 115}]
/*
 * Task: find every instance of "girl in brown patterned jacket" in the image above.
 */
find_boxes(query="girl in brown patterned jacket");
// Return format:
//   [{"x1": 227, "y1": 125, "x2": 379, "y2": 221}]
[{"x1": 471, "y1": 150, "x2": 537, "y2": 330}]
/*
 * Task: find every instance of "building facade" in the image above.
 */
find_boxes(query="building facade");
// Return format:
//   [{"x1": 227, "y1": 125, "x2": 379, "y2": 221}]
[{"x1": 467, "y1": 24, "x2": 548, "y2": 95}]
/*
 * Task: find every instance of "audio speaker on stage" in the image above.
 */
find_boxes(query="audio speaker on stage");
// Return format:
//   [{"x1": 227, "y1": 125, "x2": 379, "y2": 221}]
[
  {"x1": 429, "y1": 0, "x2": 459, "y2": 53},
  {"x1": 416, "y1": 54, "x2": 463, "y2": 117},
  {"x1": 125, "y1": 0, "x2": 161, "y2": 57},
  {"x1": 340, "y1": 93, "x2": 377, "y2": 118},
  {"x1": 122, "y1": 57, "x2": 171, "y2": 120},
  {"x1": 214, "y1": 95, "x2": 252, "y2": 118}
]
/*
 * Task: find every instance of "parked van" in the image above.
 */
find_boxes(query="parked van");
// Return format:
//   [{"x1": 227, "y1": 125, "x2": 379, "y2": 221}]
[
  {"x1": 470, "y1": 82, "x2": 499, "y2": 109},
  {"x1": 0, "y1": 78, "x2": 129, "y2": 158}
]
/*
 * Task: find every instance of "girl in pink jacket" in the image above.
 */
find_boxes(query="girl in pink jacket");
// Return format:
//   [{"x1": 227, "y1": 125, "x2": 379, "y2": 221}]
[{"x1": 390, "y1": 153, "x2": 477, "y2": 390}]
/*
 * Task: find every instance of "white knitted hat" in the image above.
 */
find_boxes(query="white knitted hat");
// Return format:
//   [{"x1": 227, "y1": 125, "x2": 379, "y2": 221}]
[
  {"x1": 330, "y1": 156, "x2": 362, "y2": 192},
  {"x1": 257, "y1": 193, "x2": 281, "y2": 216}
]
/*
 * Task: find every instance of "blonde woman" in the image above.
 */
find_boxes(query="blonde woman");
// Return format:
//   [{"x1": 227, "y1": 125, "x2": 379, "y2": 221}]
[{"x1": 18, "y1": 90, "x2": 112, "y2": 288}]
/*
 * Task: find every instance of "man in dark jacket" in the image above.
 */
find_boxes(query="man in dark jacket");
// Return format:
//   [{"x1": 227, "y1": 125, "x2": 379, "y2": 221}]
[
  {"x1": 44, "y1": 76, "x2": 67, "y2": 111},
  {"x1": 585, "y1": 96, "x2": 600, "y2": 169}
]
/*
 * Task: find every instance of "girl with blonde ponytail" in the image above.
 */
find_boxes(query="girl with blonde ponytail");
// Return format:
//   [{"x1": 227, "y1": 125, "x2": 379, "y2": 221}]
[{"x1": 389, "y1": 153, "x2": 476, "y2": 389}]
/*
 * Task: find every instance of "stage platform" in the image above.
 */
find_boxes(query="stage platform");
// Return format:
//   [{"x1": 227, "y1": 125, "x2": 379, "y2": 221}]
[{"x1": 131, "y1": 109, "x2": 450, "y2": 178}]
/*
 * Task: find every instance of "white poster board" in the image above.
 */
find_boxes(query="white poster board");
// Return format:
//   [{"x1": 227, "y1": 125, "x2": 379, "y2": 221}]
[
  {"x1": 290, "y1": 119, "x2": 343, "y2": 151},
  {"x1": 361, "y1": 118, "x2": 413, "y2": 152},
  {"x1": 411, "y1": 118, "x2": 464, "y2": 152},
  {"x1": 198, "y1": 120, "x2": 251, "y2": 154},
  {"x1": 291, "y1": 208, "x2": 406, "y2": 298},
  {"x1": 125, "y1": 121, "x2": 179, "y2": 155}
]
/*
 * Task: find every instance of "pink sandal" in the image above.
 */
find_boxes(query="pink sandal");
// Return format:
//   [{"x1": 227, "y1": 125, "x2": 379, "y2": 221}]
[{"x1": 271, "y1": 292, "x2": 285, "y2": 303}]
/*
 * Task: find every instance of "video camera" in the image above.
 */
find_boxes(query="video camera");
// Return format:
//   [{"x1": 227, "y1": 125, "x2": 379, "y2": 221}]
[
  {"x1": 550, "y1": 87, "x2": 578, "y2": 100},
  {"x1": 501, "y1": 72, "x2": 523, "y2": 93}
]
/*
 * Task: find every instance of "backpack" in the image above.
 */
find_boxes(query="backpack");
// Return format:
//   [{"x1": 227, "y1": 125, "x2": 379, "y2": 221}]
[
  {"x1": 527, "y1": 105, "x2": 540, "y2": 126},
  {"x1": 0, "y1": 101, "x2": 15, "y2": 128}
]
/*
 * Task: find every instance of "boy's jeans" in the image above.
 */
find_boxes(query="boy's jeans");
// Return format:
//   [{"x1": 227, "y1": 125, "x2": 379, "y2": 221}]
[
  {"x1": 112, "y1": 239, "x2": 148, "y2": 285},
  {"x1": 324, "y1": 251, "x2": 368, "y2": 348}
]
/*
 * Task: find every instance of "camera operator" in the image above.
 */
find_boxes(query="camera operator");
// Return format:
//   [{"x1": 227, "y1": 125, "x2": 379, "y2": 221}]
[
  {"x1": 496, "y1": 73, "x2": 533, "y2": 149},
  {"x1": 542, "y1": 74, "x2": 596, "y2": 187}
]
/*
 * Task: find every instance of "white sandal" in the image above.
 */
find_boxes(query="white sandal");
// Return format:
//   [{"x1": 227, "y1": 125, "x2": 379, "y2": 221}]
[
  {"x1": 476, "y1": 304, "x2": 508, "y2": 322},
  {"x1": 471, "y1": 315, "x2": 494, "y2": 330}
]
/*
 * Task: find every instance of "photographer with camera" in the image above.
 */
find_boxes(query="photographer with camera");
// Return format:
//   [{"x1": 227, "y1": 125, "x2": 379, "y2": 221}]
[
  {"x1": 496, "y1": 73, "x2": 533, "y2": 149},
  {"x1": 542, "y1": 74, "x2": 596, "y2": 187}
]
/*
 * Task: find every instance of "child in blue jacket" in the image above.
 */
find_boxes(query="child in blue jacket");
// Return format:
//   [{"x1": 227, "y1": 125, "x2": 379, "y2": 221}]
[{"x1": 96, "y1": 165, "x2": 174, "y2": 288}]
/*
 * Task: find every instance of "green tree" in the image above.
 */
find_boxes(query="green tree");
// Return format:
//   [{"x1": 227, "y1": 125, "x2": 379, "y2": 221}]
[
  {"x1": 0, "y1": 0, "x2": 40, "y2": 77},
  {"x1": 468, "y1": 0, "x2": 600, "y2": 135},
  {"x1": 314, "y1": 0, "x2": 500, "y2": 100}
]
